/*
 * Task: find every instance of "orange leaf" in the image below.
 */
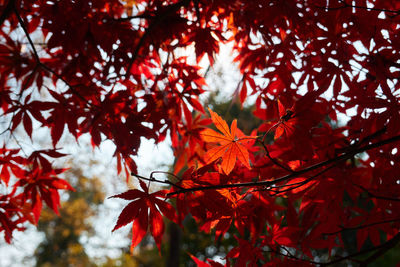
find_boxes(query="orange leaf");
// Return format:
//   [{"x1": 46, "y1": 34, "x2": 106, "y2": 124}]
[{"x1": 201, "y1": 108, "x2": 254, "y2": 174}]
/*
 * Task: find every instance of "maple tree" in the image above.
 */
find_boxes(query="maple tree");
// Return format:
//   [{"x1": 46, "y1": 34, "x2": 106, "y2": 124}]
[{"x1": 2, "y1": 0, "x2": 400, "y2": 265}]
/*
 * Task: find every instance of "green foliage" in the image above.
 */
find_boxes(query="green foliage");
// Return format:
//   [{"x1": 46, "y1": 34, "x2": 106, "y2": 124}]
[{"x1": 34, "y1": 168, "x2": 104, "y2": 267}]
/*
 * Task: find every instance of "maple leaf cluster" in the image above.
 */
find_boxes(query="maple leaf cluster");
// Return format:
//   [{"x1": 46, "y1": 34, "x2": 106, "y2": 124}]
[{"x1": 2, "y1": 0, "x2": 400, "y2": 265}]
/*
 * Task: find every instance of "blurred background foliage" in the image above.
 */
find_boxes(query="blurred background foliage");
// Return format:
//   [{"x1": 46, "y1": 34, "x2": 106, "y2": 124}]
[{"x1": 34, "y1": 166, "x2": 104, "y2": 267}]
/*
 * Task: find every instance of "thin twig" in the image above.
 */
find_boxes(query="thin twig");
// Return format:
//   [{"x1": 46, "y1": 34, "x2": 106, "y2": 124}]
[
  {"x1": 113, "y1": 13, "x2": 153, "y2": 21},
  {"x1": 256, "y1": 139, "x2": 294, "y2": 173},
  {"x1": 150, "y1": 170, "x2": 181, "y2": 182},
  {"x1": 132, "y1": 172, "x2": 183, "y2": 189},
  {"x1": 353, "y1": 183, "x2": 400, "y2": 202}
]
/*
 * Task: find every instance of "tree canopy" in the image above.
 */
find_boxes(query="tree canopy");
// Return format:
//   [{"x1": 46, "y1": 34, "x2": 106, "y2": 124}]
[{"x1": 2, "y1": 0, "x2": 400, "y2": 265}]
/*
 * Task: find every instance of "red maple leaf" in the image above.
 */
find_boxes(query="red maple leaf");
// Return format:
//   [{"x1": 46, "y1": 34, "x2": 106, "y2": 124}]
[
  {"x1": 274, "y1": 99, "x2": 296, "y2": 139},
  {"x1": 111, "y1": 180, "x2": 177, "y2": 252},
  {"x1": 14, "y1": 167, "x2": 74, "y2": 223},
  {"x1": 201, "y1": 108, "x2": 256, "y2": 174}
]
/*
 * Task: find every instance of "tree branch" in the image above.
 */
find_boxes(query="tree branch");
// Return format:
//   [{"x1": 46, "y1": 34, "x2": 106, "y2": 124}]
[
  {"x1": 167, "y1": 133, "x2": 400, "y2": 196},
  {"x1": 321, "y1": 231, "x2": 400, "y2": 266},
  {"x1": 263, "y1": 162, "x2": 337, "y2": 196},
  {"x1": 268, "y1": 232, "x2": 400, "y2": 266},
  {"x1": 359, "y1": 232, "x2": 400, "y2": 266},
  {"x1": 13, "y1": 7, "x2": 98, "y2": 108},
  {"x1": 323, "y1": 218, "x2": 400, "y2": 236}
]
